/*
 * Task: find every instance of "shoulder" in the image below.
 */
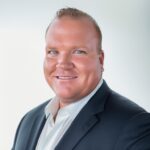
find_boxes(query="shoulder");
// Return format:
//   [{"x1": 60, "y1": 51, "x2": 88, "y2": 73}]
[
  {"x1": 99, "y1": 84, "x2": 149, "y2": 131},
  {"x1": 15, "y1": 100, "x2": 50, "y2": 129},
  {"x1": 26, "y1": 100, "x2": 50, "y2": 116},
  {"x1": 22, "y1": 100, "x2": 50, "y2": 122},
  {"x1": 105, "y1": 89, "x2": 147, "y2": 118},
  {"x1": 94, "y1": 80, "x2": 148, "y2": 124},
  {"x1": 97, "y1": 80, "x2": 146, "y2": 117}
]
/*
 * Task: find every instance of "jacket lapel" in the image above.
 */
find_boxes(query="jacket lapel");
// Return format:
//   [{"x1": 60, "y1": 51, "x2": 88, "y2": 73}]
[
  {"x1": 21, "y1": 102, "x2": 48, "y2": 150},
  {"x1": 28, "y1": 113, "x2": 46, "y2": 150},
  {"x1": 55, "y1": 81, "x2": 110, "y2": 150}
]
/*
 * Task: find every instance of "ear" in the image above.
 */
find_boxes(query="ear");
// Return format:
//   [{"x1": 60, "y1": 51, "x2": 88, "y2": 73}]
[{"x1": 99, "y1": 50, "x2": 104, "y2": 65}]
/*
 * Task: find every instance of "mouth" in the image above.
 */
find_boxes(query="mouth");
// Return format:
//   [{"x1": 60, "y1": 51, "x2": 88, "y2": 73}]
[{"x1": 55, "y1": 76, "x2": 78, "y2": 80}]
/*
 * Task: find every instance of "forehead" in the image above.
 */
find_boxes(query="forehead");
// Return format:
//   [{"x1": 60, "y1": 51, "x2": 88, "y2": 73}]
[
  {"x1": 46, "y1": 17, "x2": 98, "y2": 38},
  {"x1": 45, "y1": 17, "x2": 99, "y2": 51}
]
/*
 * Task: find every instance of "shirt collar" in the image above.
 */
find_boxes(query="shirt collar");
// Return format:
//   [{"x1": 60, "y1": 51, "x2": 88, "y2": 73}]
[{"x1": 45, "y1": 79, "x2": 103, "y2": 119}]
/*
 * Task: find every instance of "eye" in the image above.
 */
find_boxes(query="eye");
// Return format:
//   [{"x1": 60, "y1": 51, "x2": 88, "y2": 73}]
[
  {"x1": 47, "y1": 49, "x2": 58, "y2": 57},
  {"x1": 73, "y1": 49, "x2": 87, "y2": 55}
]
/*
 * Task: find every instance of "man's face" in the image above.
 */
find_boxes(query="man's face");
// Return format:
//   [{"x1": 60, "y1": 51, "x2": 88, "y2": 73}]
[{"x1": 44, "y1": 17, "x2": 104, "y2": 107}]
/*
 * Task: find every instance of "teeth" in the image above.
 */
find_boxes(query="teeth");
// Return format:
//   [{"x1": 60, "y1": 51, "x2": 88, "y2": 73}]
[{"x1": 56, "y1": 76, "x2": 77, "y2": 80}]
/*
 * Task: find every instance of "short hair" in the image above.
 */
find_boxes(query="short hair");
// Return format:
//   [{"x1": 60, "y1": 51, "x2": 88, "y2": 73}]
[{"x1": 46, "y1": 7, "x2": 102, "y2": 52}]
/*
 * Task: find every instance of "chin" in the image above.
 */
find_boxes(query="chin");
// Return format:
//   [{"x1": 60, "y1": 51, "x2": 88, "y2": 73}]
[{"x1": 56, "y1": 93, "x2": 76, "y2": 101}]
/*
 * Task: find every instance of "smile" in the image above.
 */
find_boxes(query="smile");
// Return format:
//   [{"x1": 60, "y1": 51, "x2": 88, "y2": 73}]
[{"x1": 55, "y1": 76, "x2": 77, "y2": 80}]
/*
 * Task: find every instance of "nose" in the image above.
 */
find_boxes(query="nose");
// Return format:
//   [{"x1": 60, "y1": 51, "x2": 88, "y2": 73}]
[{"x1": 56, "y1": 53, "x2": 74, "y2": 69}]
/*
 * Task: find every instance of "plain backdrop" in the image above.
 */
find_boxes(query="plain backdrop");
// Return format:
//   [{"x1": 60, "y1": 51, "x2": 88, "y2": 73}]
[{"x1": 0, "y1": 0, "x2": 150, "y2": 149}]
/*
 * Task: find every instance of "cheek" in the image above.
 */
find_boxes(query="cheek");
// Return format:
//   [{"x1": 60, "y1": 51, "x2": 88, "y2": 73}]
[
  {"x1": 75, "y1": 58, "x2": 100, "y2": 72},
  {"x1": 43, "y1": 59, "x2": 56, "y2": 75}
]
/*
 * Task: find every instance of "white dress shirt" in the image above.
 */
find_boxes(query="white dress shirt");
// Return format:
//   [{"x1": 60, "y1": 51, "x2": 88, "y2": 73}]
[{"x1": 36, "y1": 79, "x2": 103, "y2": 150}]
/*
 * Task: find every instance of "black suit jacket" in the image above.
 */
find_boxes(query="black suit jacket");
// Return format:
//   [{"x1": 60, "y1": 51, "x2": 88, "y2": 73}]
[{"x1": 12, "y1": 81, "x2": 150, "y2": 150}]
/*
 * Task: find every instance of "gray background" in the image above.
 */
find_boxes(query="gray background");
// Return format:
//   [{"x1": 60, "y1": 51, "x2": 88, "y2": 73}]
[{"x1": 0, "y1": 0, "x2": 150, "y2": 149}]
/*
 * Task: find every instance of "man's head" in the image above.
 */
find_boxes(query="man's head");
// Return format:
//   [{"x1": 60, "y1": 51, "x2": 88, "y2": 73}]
[{"x1": 44, "y1": 7, "x2": 104, "y2": 107}]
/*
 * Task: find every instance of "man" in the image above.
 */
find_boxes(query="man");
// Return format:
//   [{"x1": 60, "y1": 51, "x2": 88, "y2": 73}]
[{"x1": 12, "y1": 8, "x2": 150, "y2": 150}]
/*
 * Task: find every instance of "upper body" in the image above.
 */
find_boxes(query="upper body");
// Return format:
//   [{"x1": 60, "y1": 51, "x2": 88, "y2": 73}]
[
  {"x1": 12, "y1": 80, "x2": 150, "y2": 150},
  {"x1": 12, "y1": 8, "x2": 150, "y2": 150}
]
